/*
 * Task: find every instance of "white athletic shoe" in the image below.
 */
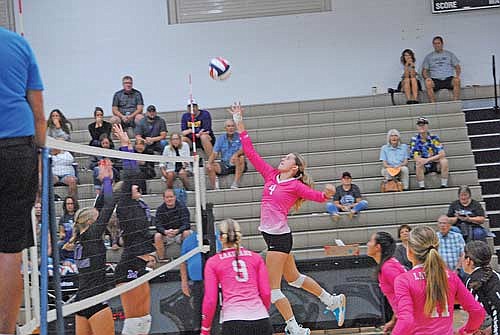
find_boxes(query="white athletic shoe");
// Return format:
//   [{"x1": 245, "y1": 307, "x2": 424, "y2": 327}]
[
  {"x1": 326, "y1": 293, "x2": 346, "y2": 327},
  {"x1": 284, "y1": 324, "x2": 311, "y2": 335}
]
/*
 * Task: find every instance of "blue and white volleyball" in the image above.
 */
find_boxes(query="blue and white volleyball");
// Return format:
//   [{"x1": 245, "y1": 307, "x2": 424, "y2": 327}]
[{"x1": 209, "y1": 57, "x2": 231, "y2": 81}]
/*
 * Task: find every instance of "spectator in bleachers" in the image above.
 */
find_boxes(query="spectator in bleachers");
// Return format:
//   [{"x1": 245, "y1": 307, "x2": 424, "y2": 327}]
[
  {"x1": 88, "y1": 107, "x2": 113, "y2": 147},
  {"x1": 399, "y1": 49, "x2": 421, "y2": 104},
  {"x1": 135, "y1": 104, "x2": 168, "y2": 153},
  {"x1": 326, "y1": 171, "x2": 369, "y2": 220},
  {"x1": 154, "y1": 189, "x2": 191, "y2": 260},
  {"x1": 409, "y1": 117, "x2": 449, "y2": 189},
  {"x1": 51, "y1": 147, "x2": 78, "y2": 199},
  {"x1": 447, "y1": 185, "x2": 488, "y2": 242},
  {"x1": 133, "y1": 137, "x2": 155, "y2": 194},
  {"x1": 58, "y1": 196, "x2": 78, "y2": 262},
  {"x1": 422, "y1": 36, "x2": 461, "y2": 103},
  {"x1": 47, "y1": 109, "x2": 72, "y2": 141},
  {"x1": 181, "y1": 99, "x2": 215, "y2": 156},
  {"x1": 160, "y1": 132, "x2": 192, "y2": 190},
  {"x1": 206, "y1": 119, "x2": 247, "y2": 190},
  {"x1": 110, "y1": 75, "x2": 144, "y2": 132},
  {"x1": 380, "y1": 129, "x2": 409, "y2": 191},
  {"x1": 437, "y1": 215, "x2": 465, "y2": 271},
  {"x1": 394, "y1": 224, "x2": 413, "y2": 270}
]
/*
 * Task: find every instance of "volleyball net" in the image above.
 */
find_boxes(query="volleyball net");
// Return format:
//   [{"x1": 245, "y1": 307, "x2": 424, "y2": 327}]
[{"x1": 18, "y1": 136, "x2": 209, "y2": 335}]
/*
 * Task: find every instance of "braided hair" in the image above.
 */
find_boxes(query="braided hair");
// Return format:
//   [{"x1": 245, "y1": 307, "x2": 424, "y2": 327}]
[
  {"x1": 465, "y1": 240, "x2": 494, "y2": 291},
  {"x1": 219, "y1": 219, "x2": 243, "y2": 278}
]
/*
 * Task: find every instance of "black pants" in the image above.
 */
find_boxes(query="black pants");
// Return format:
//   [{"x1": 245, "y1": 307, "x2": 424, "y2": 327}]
[{"x1": 222, "y1": 318, "x2": 273, "y2": 335}]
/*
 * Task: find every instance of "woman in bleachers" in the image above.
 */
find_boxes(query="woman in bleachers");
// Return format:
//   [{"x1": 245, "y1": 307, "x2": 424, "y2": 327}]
[
  {"x1": 88, "y1": 107, "x2": 113, "y2": 147},
  {"x1": 160, "y1": 132, "x2": 192, "y2": 190},
  {"x1": 47, "y1": 108, "x2": 72, "y2": 141},
  {"x1": 394, "y1": 224, "x2": 413, "y2": 270},
  {"x1": 366, "y1": 231, "x2": 406, "y2": 334},
  {"x1": 398, "y1": 49, "x2": 421, "y2": 104}
]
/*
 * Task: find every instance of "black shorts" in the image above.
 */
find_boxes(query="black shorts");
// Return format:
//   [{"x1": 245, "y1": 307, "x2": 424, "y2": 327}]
[
  {"x1": 261, "y1": 232, "x2": 293, "y2": 254},
  {"x1": 424, "y1": 162, "x2": 440, "y2": 175},
  {"x1": 218, "y1": 161, "x2": 248, "y2": 176},
  {"x1": 432, "y1": 76, "x2": 454, "y2": 91},
  {"x1": 222, "y1": 318, "x2": 273, "y2": 335},
  {"x1": 194, "y1": 133, "x2": 216, "y2": 150},
  {"x1": 0, "y1": 136, "x2": 38, "y2": 253},
  {"x1": 114, "y1": 256, "x2": 148, "y2": 284},
  {"x1": 397, "y1": 78, "x2": 422, "y2": 92},
  {"x1": 76, "y1": 302, "x2": 109, "y2": 319}
]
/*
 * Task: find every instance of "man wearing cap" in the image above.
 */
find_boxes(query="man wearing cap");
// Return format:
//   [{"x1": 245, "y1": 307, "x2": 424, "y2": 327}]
[
  {"x1": 110, "y1": 75, "x2": 144, "y2": 131},
  {"x1": 379, "y1": 129, "x2": 409, "y2": 190},
  {"x1": 135, "y1": 104, "x2": 168, "y2": 153},
  {"x1": 326, "y1": 172, "x2": 369, "y2": 220},
  {"x1": 181, "y1": 99, "x2": 215, "y2": 156},
  {"x1": 410, "y1": 117, "x2": 449, "y2": 189},
  {"x1": 422, "y1": 36, "x2": 461, "y2": 103}
]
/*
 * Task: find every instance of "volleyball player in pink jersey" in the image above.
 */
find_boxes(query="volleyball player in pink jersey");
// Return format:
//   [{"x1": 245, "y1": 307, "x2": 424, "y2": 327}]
[
  {"x1": 201, "y1": 219, "x2": 273, "y2": 335},
  {"x1": 366, "y1": 232, "x2": 406, "y2": 333},
  {"x1": 393, "y1": 226, "x2": 485, "y2": 335},
  {"x1": 228, "y1": 103, "x2": 346, "y2": 335}
]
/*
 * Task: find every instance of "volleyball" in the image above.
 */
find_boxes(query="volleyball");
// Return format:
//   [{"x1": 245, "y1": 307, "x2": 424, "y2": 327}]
[{"x1": 209, "y1": 57, "x2": 231, "y2": 80}]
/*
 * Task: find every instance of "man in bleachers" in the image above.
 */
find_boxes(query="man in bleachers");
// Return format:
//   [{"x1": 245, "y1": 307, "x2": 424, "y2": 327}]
[
  {"x1": 206, "y1": 119, "x2": 246, "y2": 189},
  {"x1": 181, "y1": 99, "x2": 216, "y2": 156},
  {"x1": 326, "y1": 171, "x2": 369, "y2": 220},
  {"x1": 110, "y1": 75, "x2": 144, "y2": 132},
  {"x1": 437, "y1": 215, "x2": 465, "y2": 272},
  {"x1": 51, "y1": 147, "x2": 78, "y2": 199},
  {"x1": 154, "y1": 189, "x2": 191, "y2": 260},
  {"x1": 422, "y1": 36, "x2": 461, "y2": 103},
  {"x1": 135, "y1": 104, "x2": 168, "y2": 153},
  {"x1": 380, "y1": 129, "x2": 409, "y2": 191},
  {"x1": 409, "y1": 117, "x2": 449, "y2": 189}
]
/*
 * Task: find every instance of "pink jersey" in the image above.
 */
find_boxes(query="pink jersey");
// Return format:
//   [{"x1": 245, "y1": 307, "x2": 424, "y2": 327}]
[
  {"x1": 240, "y1": 131, "x2": 327, "y2": 234},
  {"x1": 378, "y1": 257, "x2": 406, "y2": 312},
  {"x1": 201, "y1": 247, "x2": 270, "y2": 333},
  {"x1": 393, "y1": 265, "x2": 485, "y2": 335}
]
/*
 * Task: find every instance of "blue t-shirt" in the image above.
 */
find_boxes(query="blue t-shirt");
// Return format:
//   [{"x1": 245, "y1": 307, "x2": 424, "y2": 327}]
[
  {"x1": 181, "y1": 231, "x2": 221, "y2": 281},
  {"x1": 213, "y1": 132, "x2": 242, "y2": 164},
  {"x1": 0, "y1": 28, "x2": 44, "y2": 139},
  {"x1": 379, "y1": 143, "x2": 409, "y2": 167}
]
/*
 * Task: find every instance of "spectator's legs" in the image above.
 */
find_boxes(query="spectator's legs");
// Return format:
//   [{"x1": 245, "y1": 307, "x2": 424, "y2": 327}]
[
  {"x1": 109, "y1": 116, "x2": 122, "y2": 125},
  {"x1": 134, "y1": 113, "x2": 144, "y2": 124},
  {"x1": 326, "y1": 202, "x2": 339, "y2": 216},
  {"x1": 400, "y1": 166, "x2": 410, "y2": 190},
  {"x1": 63, "y1": 176, "x2": 78, "y2": 199},
  {"x1": 234, "y1": 156, "x2": 246, "y2": 185},
  {"x1": 199, "y1": 134, "x2": 213, "y2": 157},
  {"x1": 425, "y1": 78, "x2": 436, "y2": 103},
  {"x1": 410, "y1": 77, "x2": 419, "y2": 101},
  {"x1": 416, "y1": 163, "x2": 425, "y2": 189},
  {"x1": 452, "y1": 77, "x2": 461, "y2": 100},
  {"x1": 207, "y1": 163, "x2": 221, "y2": 189},
  {"x1": 178, "y1": 169, "x2": 191, "y2": 190},
  {"x1": 402, "y1": 78, "x2": 411, "y2": 101},
  {"x1": 166, "y1": 171, "x2": 176, "y2": 189},
  {"x1": 381, "y1": 168, "x2": 391, "y2": 181},
  {"x1": 0, "y1": 252, "x2": 23, "y2": 333},
  {"x1": 181, "y1": 230, "x2": 191, "y2": 240},
  {"x1": 154, "y1": 233, "x2": 165, "y2": 259},
  {"x1": 439, "y1": 158, "x2": 449, "y2": 187},
  {"x1": 352, "y1": 200, "x2": 369, "y2": 214}
]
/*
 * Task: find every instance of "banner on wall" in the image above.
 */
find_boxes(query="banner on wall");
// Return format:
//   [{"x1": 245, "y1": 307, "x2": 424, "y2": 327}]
[{"x1": 432, "y1": 0, "x2": 500, "y2": 13}]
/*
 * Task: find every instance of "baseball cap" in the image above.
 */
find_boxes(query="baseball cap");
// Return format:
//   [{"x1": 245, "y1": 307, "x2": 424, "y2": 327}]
[
  {"x1": 416, "y1": 117, "x2": 429, "y2": 125},
  {"x1": 187, "y1": 98, "x2": 198, "y2": 106},
  {"x1": 146, "y1": 105, "x2": 156, "y2": 112},
  {"x1": 341, "y1": 171, "x2": 352, "y2": 179}
]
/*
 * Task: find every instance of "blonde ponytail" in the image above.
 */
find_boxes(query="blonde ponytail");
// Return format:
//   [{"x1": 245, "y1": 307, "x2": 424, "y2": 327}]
[
  {"x1": 292, "y1": 152, "x2": 314, "y2": 212},
  {"x1": 68, "y1": 207, "x2": 96, "y2": 244},
  {"x1": 219, "y1": 219, "x2": 244, "y2": 278}
]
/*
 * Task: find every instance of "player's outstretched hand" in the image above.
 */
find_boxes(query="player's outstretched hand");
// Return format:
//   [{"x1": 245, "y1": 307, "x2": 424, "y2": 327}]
[
  {"x1": 323, "y1": 183, "x2": 336, "y2": 199},
  {"x1": 227, "y1": 102, "x2": 246, "y2": 132},
  {"x1": 113, "y1": 123, "x2": 130, "y2": 147},
  {"x1": 98, "y1": 159, "x2": 114, "y2": 181}
]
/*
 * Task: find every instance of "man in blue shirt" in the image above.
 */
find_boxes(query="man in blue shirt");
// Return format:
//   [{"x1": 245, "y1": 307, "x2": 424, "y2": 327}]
[
  {"x1": 380, "y1": 129, "x2": 409, "y2": 190},
  {"x1": 180, "y1": 230, "x2": 222, "y2": 332},
  {"x1": 422, "y1": 36, "x2": 461, "y2": 103},
  {"x1": 206, "y1": 120, "x2": 247, "y2": 189},
  {"x1": 0, "y1": 27, "x2": 46, "y2": 333}
]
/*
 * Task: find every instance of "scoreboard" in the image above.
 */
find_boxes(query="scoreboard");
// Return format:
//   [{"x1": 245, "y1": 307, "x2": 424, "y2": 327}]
[{"x1": 432, "y1": 0, "x2": 500, "y2": 13}]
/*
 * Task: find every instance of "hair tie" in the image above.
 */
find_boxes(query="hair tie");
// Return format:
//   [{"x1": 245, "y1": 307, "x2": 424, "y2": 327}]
[{"x1": 427, "y1": 245, "x2": 436, "y2": 252}]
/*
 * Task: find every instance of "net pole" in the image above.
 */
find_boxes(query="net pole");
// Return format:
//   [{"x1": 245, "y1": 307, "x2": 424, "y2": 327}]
[
  {"x1": 40, "y1": 148, "x2": 50, "y2": 335},
  {"x1": 48, "y1": 164, "x2": 65, "y2": 335},
  {"x1": 193, "y1": 155, "x2": 204, "y2": 249},
  {"x1": 189, "y1": 74, "x2": 197, "y2": 155},
  {"x1": 493, "y1": 55, "x2": 499, "y2": 113}
]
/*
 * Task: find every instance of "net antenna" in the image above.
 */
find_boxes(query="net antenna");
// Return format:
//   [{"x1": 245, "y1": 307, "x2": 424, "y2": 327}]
[
  {"x1": 189, "y1": 74, "x2": 198, "y2": 155},
  {"x1": 19, "y1": 137, "x2": 208, "y2": 334}
]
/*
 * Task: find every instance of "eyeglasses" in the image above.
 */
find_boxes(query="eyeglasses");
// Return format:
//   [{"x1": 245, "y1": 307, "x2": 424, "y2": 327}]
[{"x1": 123, "y1": 81, "x2": 133, "y2": 85}]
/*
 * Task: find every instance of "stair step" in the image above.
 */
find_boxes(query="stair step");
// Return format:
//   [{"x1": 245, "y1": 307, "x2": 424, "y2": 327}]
[
  {"x1": 466, "y1": 120, "x2": 500, "y2": 135},
  {"x1": 464, "y1": 107, "x2": 500, "y2": 122}
]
